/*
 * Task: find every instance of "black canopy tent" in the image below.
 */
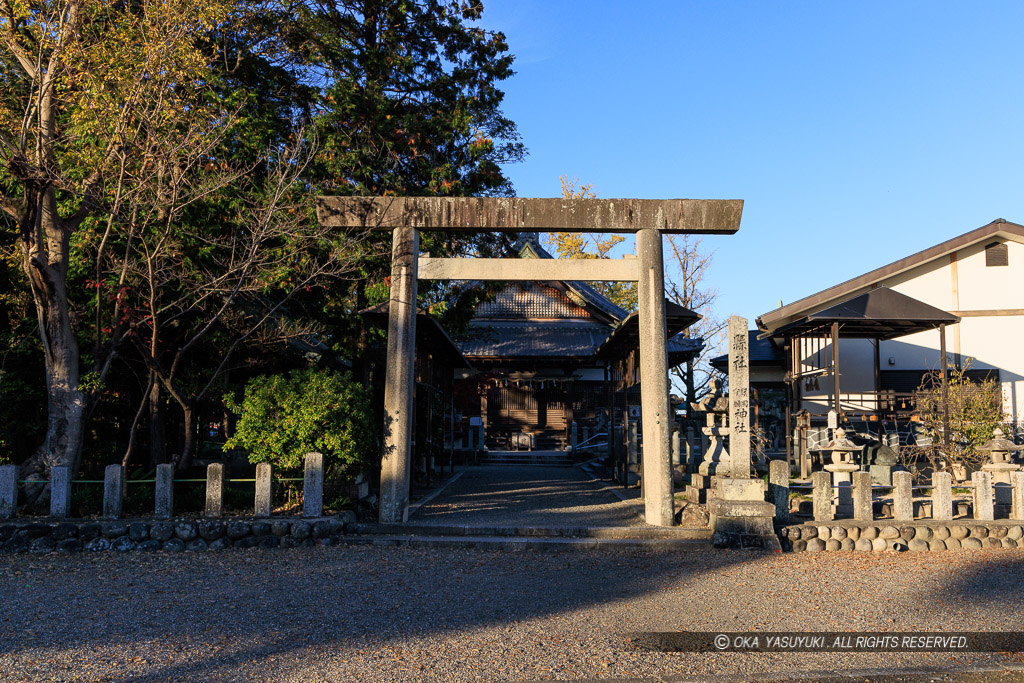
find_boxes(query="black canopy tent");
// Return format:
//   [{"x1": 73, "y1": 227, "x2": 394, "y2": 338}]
[{"x1": 757, "y1": 287, "x2": 960, "y2": 473}]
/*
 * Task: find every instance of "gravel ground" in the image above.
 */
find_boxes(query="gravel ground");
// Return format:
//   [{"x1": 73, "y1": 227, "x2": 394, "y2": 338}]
[
  {"x1": 3, "y1": 546, "x2": 1024, "y2": 681},
  {"x1": 409, "y1": 465, "x2": 646, "y2": 527}
]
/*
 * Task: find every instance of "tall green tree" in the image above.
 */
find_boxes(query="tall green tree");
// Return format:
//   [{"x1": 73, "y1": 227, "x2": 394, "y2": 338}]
[{"x1": 0, "y1": 0, "x2": 236, "y2": 478}]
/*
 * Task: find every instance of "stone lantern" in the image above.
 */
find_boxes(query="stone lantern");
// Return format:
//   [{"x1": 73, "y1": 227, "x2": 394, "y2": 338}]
[
  {"x1": 980, "y1": 428, "x2": 1021, "y2": 514},
  {"x1": 822, "y1": 428, "x2": 861, "y2": 516}
]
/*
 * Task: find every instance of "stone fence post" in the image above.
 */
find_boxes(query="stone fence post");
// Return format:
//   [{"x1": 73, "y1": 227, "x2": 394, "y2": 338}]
[
  {"x1": 50, "y1": 466, "x2": 71, "y2": 518},
  {"x1": 768, "y1": 459, "x2": 789, "y2": 523},
  {"x1": 103, "y1": 464, "x2": 123, "y2": 519},
  {"x1": 812, "y1": 471, "x2": 833, "y2": 522},
  {"x1": 1012, "y1": 471, "x2": 1024, "y2": 521},
  {"x1": 255, "y1": 463, "x2": 273, "y2": 517},
  {"x1": 852, "y1": 471, "x2": 872, "y2": 522},
  {"x1": 205, "y1": 463, "x2": 225, "y2": 517},
  {"x1": 155, "y1": 464, "x2": 174, "y2": 519},
  {"x1": 892, "y1": 470, "x2": 913, "y2": 522},
  {"x1": 0, "y1": 465, "x2": 16, "y2": 518},
  {"x1": 972, "y1": 470, "x2": 994, "y2": 521},
  {"x1": 932, "y1": 471, "x2": 953, "y2": 521},
  {"x1": 303, "y1": 452, "x2": 324, "y2": 518}
]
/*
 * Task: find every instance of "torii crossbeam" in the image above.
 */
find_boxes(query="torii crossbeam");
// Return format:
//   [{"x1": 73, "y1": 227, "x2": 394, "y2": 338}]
[{"x1": 318, "y1": 196, "x2": 744, "y2": 526}]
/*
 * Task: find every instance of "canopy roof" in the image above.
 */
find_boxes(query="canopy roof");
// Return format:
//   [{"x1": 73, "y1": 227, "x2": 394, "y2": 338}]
[
  {"x1": 459, "y1": 320, "x2": 611, "y2": 360},
  {"x1": 761, "y1": 287, "x2": 960, "y2": 340}
]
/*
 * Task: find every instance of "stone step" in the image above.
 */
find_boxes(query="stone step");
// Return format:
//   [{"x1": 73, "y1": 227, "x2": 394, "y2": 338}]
[
  {"x1": 348, "y1": 522, "x2": 712, "y2": 540},
  {"x1": 479, "y1": 455, "x2": 573, "y2": 467},
  {"x1": 335, "y1": 534, "x2": 713, "y2": 551}
]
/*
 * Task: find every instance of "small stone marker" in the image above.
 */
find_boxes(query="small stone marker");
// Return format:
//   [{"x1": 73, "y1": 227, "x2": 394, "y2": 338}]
[
  {"x1": 1012, "y1": 471, "x2": 1024, "y2": 521},
  {"x1": 155, "y1": 464, "x2": 173, "y2": 518},
  {"x1": 255, "y1": 462, "x2": 272, "y2": 517},
  {"x1": 852, "y1": 471, "x2": 873, "y2": 521},
  {"x1": 812, "y1": 471, "x2": 833, "y2": 522},
  {"x1": 769, "y1": 459, "x2": 790, "y2": 523},
  {"x1": 303, "y1": 452, "x2": 324, "y2": 518},
  {"x1": 0, "y1": 465, "x2": 16, "y2": 518},
  {"x1": 932, "y1": 471, "x2": 953, "y2": 521},
  {"x1": 103, "y1": 464, "x2": 123, "y2": 519},
  {"x1": 892, "y1": 470, "x2": 913, "y2": 521},
  {"x1": 205, "y1": 463, "x2": 225, "y2": 517},
  {"x1": 671, "y1": 427, "x2": 681, "y2": 466},
  {"x1": 627, "y1": 421, "x2": 638, "y2": 466},
  {"x1": 50, "y1": 466, "x2": 71, "y2": 518},
  {"x1": 728, "y1": 316, "x2": 750, "y2": 479},
  {"x1": 972, "y1": 470, "x2": 994, "y2": 521}
]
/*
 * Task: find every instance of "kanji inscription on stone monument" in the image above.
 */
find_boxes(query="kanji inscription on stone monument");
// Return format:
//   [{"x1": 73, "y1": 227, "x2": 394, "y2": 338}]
[{"x1": 729, "y1": 315, "x2": 751, "y2": 478}]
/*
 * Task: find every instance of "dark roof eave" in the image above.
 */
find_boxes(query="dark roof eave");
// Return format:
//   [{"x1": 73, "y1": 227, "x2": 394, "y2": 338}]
[{"x1": 762, "y1": 288, "x2": 960, "y2": 340}]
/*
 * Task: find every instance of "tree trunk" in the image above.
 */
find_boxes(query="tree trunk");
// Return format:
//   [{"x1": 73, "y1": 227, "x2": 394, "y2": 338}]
[
  {"x1": 177, "y1": 401, "x2": 198, "y2": 472},
  {"x1": 148, "y1": 377, "x2": 167, "y2": 467},
  {"x1": 18, "y1": 186, "x2": 85, "y2": 480}
]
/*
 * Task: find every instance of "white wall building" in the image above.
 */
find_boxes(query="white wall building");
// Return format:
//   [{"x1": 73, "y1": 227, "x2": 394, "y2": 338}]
[{"x1": 756, "y1": 218, "x2": 1024, "y2": 425}]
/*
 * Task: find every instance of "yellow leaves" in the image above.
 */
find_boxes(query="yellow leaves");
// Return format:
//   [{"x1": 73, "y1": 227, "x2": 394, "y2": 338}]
[{"x1": 559, "y1": 174, "x2": 596, "y2": 200}]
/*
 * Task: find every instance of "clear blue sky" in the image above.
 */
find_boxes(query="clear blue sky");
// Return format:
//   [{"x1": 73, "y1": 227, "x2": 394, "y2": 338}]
[{"x1": 480, "y1": 1, "x2": 1024, "y2": 325}]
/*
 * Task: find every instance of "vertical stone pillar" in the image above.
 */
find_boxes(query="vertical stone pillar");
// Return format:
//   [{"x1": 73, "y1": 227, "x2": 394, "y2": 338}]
[
  {"x1": 0, "y1": 465, "x2": 17, "y2": 518},
  {"x1": 972, "y1": 470, "x2": 994, "y2": 521},
  {"x1": 1011, "y1": 471, "x2": 1024, "y2": 521},
  {"x1": 812, "y1": 471, "x2": 833, "y2": 522},
  {"x1": 892, "y1": 470, "x2": 913, "y2": 521},
  {"x1": 155, "y1": 463, "x2": 174, "y2": 518},
  {"x1": 571, "y1": 422, "x2": 578, "y2": 451},
  {"x1": 686, "y1": 426, "x2": 696, "y2": 471},
  {"x1": 671, "y1": 427, "x2": 681, "y2": 466},
  {"x1": 50, "y1": 466, "x2": 71, "y2": 518},
  {"x1": 727, "y1": 316, "x2": 751, "y2": 479},
  {"x1": 852, "y1": 471, "x2": 873, "y2": 521},
  {"x1": 932, "y1": 471, "x2": 953, "y2": 521},
  {"x1": 304, "y1": 452, "x2": 324, "y2": 518},
  {"x1": 103, "y1": 464, "x2": 123, "y2": 519},
  {"x1": 627, "y1": 421, "x2": 638, "y2": 468},
  {"x1": 380, "y1": 227, "x2": 419, "y2": 523},
  {"x1": 636, "y1": 228, "x2": 673, "y2": 526},
  {"x1": 255, "y1": 462, "x2": 272, "y2": 517},
  {"x1": 769, "y1": 459, "x2": 790, "y2": 523},
  {"x1": 205, "y1": 463, "x2": 225, "y2": 517}
]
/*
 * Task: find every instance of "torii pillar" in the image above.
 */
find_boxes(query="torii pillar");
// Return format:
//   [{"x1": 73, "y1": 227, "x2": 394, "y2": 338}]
[{"x1": 316, "y1": 196, "x2": 744, "y2": 525}]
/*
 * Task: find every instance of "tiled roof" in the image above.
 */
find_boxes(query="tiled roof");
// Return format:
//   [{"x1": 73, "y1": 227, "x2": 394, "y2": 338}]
[
  {"x1": 475, "y1": 282, "x2": 590, "y2": 319},
  {"x1": 458, "y1": 320, "x2": 613, "y2": 359}
]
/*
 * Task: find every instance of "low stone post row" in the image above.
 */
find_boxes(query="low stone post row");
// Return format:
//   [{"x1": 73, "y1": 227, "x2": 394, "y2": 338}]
[
  {"x1": 811, "y1": 466, "x2": 1018, "y2": 523},
  {"x1": 0, "y1": 452, "x2": 328, "y2": 521}
]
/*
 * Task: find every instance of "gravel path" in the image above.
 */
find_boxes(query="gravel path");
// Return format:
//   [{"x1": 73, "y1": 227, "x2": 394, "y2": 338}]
[
  {"x1": 3, "y1": 546, "x2": 1024, "y2": 681},
  {"x1": 409, "y1": 465, "x2": 645, "y2": 527}
]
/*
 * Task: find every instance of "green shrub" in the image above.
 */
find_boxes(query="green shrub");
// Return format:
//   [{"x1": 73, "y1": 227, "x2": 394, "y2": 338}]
[{"x1": 224, "y1": 369, "x2": 375, "y2": 474}]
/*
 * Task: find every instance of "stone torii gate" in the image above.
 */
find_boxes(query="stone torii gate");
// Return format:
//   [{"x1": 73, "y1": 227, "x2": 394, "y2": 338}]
[{"x1": 317, "y1": 197, "x2": 743, "y2": 526}]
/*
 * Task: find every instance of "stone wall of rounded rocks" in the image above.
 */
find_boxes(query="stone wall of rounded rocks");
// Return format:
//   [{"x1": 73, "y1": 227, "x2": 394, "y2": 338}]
[
  {"x1": 0, "y1": 516, "x2": 354, "y2": 555},
  {"x1": 780, "y1": 522, "x2": 1024, "y2": 552}
]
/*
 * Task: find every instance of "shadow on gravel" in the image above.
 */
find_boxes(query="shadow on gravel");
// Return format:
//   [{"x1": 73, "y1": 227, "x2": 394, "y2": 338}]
[
  {"x1": 924, "y1": 554, "x2": 1024, "y2": 604},
  {"x1": 0, "y1": 544, "x2": 765, "y2": 681}
]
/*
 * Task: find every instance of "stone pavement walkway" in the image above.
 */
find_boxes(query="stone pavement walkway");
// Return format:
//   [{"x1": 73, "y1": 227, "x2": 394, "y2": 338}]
[{"x1": 409, "y1": 464, "x2": 646, "y2": 527}]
